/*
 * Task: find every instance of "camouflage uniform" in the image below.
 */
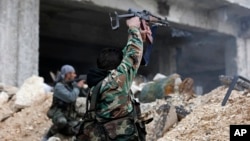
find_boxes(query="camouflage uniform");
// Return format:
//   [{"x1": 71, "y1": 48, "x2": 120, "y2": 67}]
[
  {"x1": 47, "y1": 81, "x2": 80, "y2": 136},
  {"x1": 76, "y1": 27, "x2": 144, "y2": 141}
]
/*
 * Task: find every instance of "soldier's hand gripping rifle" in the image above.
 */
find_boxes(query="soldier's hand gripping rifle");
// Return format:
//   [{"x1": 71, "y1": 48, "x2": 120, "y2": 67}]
[{"x1": 109, "y1": 9, "x2": 169, "y2": 44}]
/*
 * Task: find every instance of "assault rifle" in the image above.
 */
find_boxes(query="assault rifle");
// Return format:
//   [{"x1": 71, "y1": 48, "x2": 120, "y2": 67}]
[
  {"x1": 74, "y1": 74, "x2": 87, "y2": 82},
  {"x1": 109, "y1": 8, "x2": 169, "y2": 44}
]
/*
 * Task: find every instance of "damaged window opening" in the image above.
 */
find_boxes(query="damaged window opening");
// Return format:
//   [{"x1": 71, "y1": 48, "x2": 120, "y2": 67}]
[{"x1": 39, "y1": 0, "x2": 237, "y2": 94}]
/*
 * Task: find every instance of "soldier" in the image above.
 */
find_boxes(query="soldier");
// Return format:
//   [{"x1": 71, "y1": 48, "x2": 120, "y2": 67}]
[
  {"x1": 43, "y1": 65, "x2": 85, "y2": 140},
  {"x1": 76, "y1": 17, "x2": 151, "y2": 141}
]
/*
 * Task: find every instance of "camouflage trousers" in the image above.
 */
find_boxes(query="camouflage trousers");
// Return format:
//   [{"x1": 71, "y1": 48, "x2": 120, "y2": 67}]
[
  {"x1": 49, "y1": 114, "x2": 79, "y2": 136},
  {"x1": 75, "y1": 117, "x2": 139, "y2": 141}
]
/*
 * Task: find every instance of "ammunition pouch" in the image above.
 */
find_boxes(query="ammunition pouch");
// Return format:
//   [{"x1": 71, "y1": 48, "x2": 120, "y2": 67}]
[
  {"x1": 76, "y1": 113, "x2": 137, "y2": 141},
  {"x1": 103, "y1": 117, "x2": 136, "y2": 140}
]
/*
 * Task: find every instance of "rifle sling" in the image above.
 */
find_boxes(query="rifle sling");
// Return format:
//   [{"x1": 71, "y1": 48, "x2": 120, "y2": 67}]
[{"x1": 87, "y1": 80, "x2": 103, "y2": 113}]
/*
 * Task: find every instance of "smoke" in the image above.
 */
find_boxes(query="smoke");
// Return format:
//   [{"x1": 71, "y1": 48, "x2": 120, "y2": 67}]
[{"x1": 170, "y1": 28, "x2": 192, "y2": 37}]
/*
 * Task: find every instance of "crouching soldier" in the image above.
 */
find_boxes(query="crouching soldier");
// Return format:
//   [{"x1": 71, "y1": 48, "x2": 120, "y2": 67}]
[{"x1": 43, "y1": 65, "x2": 85, "y2": 140}]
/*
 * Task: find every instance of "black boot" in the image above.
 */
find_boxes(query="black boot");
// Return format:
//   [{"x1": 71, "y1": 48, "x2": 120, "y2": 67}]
[{"x1": 41, "y1": 130, "x2": 54, "y2": 141}]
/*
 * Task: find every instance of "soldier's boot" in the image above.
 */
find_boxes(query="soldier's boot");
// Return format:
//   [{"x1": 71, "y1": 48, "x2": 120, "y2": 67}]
[
  {"x1": 60, "y1": 121, "x2": 80, "y2": 136},
  {"x1": 41, "y1": 129, "x2": 55, "y2": 141}
]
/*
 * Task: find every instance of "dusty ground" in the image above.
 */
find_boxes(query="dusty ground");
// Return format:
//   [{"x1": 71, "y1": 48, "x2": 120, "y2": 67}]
[
  {"x1": 158, "y1": 86, "x2": 250, "y2": 141},
  {"x1": 1, "y1": 86, "x2": 250, "y2": 141},
  {"x1": 0, "y1": 94, "x2": 52, "y2": 141}
]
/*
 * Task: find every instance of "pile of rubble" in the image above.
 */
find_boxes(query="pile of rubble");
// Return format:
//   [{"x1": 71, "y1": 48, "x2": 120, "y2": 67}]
[
  {"x1": 158, "y1": 86, "x2": 250, "y2": 141},
  {"x1": 1, "y1": 74, "x2": 250, "y2": 141},
  {"x1": 0, "y1": 76, "x2": 53, "y2": 141},
  {"x1": 0, "y1": 74, "x2": 195, "y2": 141},
  {"x1": 138, "y1": 74, "x2": 196, "y2": 141},
  {"x1": 0, "y1": 76, "x2": 87, "y2": 141}
]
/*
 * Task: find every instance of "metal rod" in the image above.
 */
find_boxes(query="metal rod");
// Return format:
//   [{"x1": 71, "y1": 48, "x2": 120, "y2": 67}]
[
  {"x1": 221, "y1": 75, "x2": 239, "y2": 106},
  {"x1": 239, "y1": 76, "x2": 250, "y2": 83}
]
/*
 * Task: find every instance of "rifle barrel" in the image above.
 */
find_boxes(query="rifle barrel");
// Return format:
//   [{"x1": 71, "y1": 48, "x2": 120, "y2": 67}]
[{"x1": 118, "y1": 13, "x2": 135, "y2": 18}]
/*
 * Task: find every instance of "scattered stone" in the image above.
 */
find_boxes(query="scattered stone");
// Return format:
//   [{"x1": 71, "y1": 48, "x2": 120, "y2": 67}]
[
  {"x1": 139, "y1": 74, "x2": 181, "y2": 103},
  {"x1": 14, "y1": 75, "x2": 46, "y2": 109},
  {"x1": 0, "y1": 83, "x2": 19, "y2": 97},
  {"x1": 158, "y1": 87, "x2": 250, "y2": 141},
  {"x1": 175, "y1": 105, "x2": 190, "y2": 121},
  {"x1": 75, "y1": 97, "x2": 86, "y2": 116},
  {"x1": 141, "y1": 100, "x2": 178, "y2": 141},
  {"x1": 0, "y1": 94, "x2": 52, "y2": 141},
  {"x1": 48, "y1": 137, "x2": 61, "y2": 141},
  {"x1": 153, "y1": 73, "x2": 167, "y2": 81},
  {"x1": 0, "y1": 91, "x2": 9, "y2": 105},
  {"x1": 0, "y1": 103, "x2": 14, "y2": 122},
  {"x1": 3, "y1": 85, "x2": 19, "y2": 97}
]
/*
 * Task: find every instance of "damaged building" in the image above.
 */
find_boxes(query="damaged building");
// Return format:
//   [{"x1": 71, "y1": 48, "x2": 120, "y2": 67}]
[{"x1": 1, "y1": 0, "x2": 250, "y2": 93}]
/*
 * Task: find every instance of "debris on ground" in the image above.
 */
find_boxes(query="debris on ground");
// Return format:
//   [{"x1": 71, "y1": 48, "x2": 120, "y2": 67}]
[
  {"x1": 158, "y1": 86, "x2": 250, "y2": 141},
  {"x1": 1, "y1": 74, "x2": 250, "y2": 141}
]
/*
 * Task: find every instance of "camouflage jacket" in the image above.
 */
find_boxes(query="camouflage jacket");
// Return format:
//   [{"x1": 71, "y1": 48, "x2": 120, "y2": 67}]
[
  {"x1": 48, "y1": 81, "x2": 80, "y2": 120},
  {"x1": 92, "y1": 27, "x2": 143, "y2": 121}
]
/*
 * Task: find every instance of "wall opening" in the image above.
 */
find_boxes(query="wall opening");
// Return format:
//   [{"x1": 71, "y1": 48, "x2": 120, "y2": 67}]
[
  {"x1": 39, "y1": 0, "x2": 172, "y2": 84},
  {"x1": 171, "y1": 29, "x2": 236, "y2": 94},
  {"x1": 39, "y1": 0, "x2": 237, "y2": 94}
]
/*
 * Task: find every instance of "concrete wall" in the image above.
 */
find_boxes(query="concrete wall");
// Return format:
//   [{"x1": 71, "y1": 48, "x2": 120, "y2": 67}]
[
  {"x1": 84, "y1": 0, "x2": 250, "y2": 79},
  {"x1": 1, "y1": 0, "x2": 250, "y2": 86},
  {"x1": 227, "y1": 0, "x2": 250, "y2": 9},
  {"x1": 236, "y1": 37, "x2": 250, "y2": 78},
  {"x1": 84, "y1": 0, "x2": 238, "y2": 36},
  {"x1": 0, "y1": 0, "x2": 39, "y2": 86}
]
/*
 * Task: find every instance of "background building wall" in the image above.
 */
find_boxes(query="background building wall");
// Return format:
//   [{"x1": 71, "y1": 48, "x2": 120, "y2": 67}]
[
  {"x1": 2, "y1": 0, "x2": 250, "y2": 91},
  {"x1": 0, "y1": 0, "x2": 39, "y2": 86}
]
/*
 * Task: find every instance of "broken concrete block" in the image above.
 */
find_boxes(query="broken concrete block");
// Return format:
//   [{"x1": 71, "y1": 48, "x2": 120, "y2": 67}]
[
  {"x1": 14, "y1": 75, "x2": 46, "y2": 109},
  {"x1": 47, "y1": 137, "x2": 61, "y2": 141},
  {"x1": 139, "y1": 74, "x2": 181, "y2": 103},
  {"x1": 75, "y1": 97, "x2": 86, "y2": 117},
  {"x1": 0, "y1": 91, "x2": 9, "y2": 105},
  {"x1": 0, "y1": 103, "x2": 14, "y2": 122},
  {"x1": 3, "y1": 85, "x2": 19, "y2": 97},
  {"x1": 175, "y1": 105, "x2": 190, "y2": 121},
  {"x1": 162, "y1": 105, "x2": 178, "y2": 135},
  {"x1": 141, "y1": 100, "x2": 178, "y2": 141},
  {"x1": 153, "y1": 73, "x2": 167, "y2": 81},
  {"x1": 179, "y1": 78, "x2": 196, "y2": 101}
]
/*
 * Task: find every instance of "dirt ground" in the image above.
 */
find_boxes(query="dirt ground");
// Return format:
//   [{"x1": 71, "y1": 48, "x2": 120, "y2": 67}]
[
  {"x1": 158, "y1": 86, "x2": 250, "y2": 141},
  {"x1": 1, "y1": 86, "x2": 250, "y2": 141},
  {"x1": 0, "y1": 94, "x2": 52, "y2": 141}
]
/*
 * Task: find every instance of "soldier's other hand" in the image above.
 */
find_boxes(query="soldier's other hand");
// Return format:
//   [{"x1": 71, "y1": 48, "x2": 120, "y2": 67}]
[
  {"x1": 126, "y1": 17, "x2": 140, "y2": 28},
  {"x1": 77, "y1": 80, "x2": 84, "y2": 88},
  {"x1": 140, "y1": 25, "x2": 152, "y2": 42}
]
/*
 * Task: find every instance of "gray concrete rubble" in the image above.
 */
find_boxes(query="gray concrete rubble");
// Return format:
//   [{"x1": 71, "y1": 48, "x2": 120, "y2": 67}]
[
  {"x1": 14, "y1": 75, "x2": 46, "y2": 110},
  {"x1": 0, "y1": 74, "x2": 198, "y2": 140},
  {"x1": 137, "y1": 74, "x2": 196, "y2": 140},
  {"x1": 0, "y1": 91, "x2": 9, "y2": 105},
  {"x1": 0, "y1": 85, "x2": 17, "y2": 122}
]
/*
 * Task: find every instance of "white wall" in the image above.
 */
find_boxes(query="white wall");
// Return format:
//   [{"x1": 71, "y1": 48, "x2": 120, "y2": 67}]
[{"x1": 0, "y1": 0, "x2": 39, "y2": 86}]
